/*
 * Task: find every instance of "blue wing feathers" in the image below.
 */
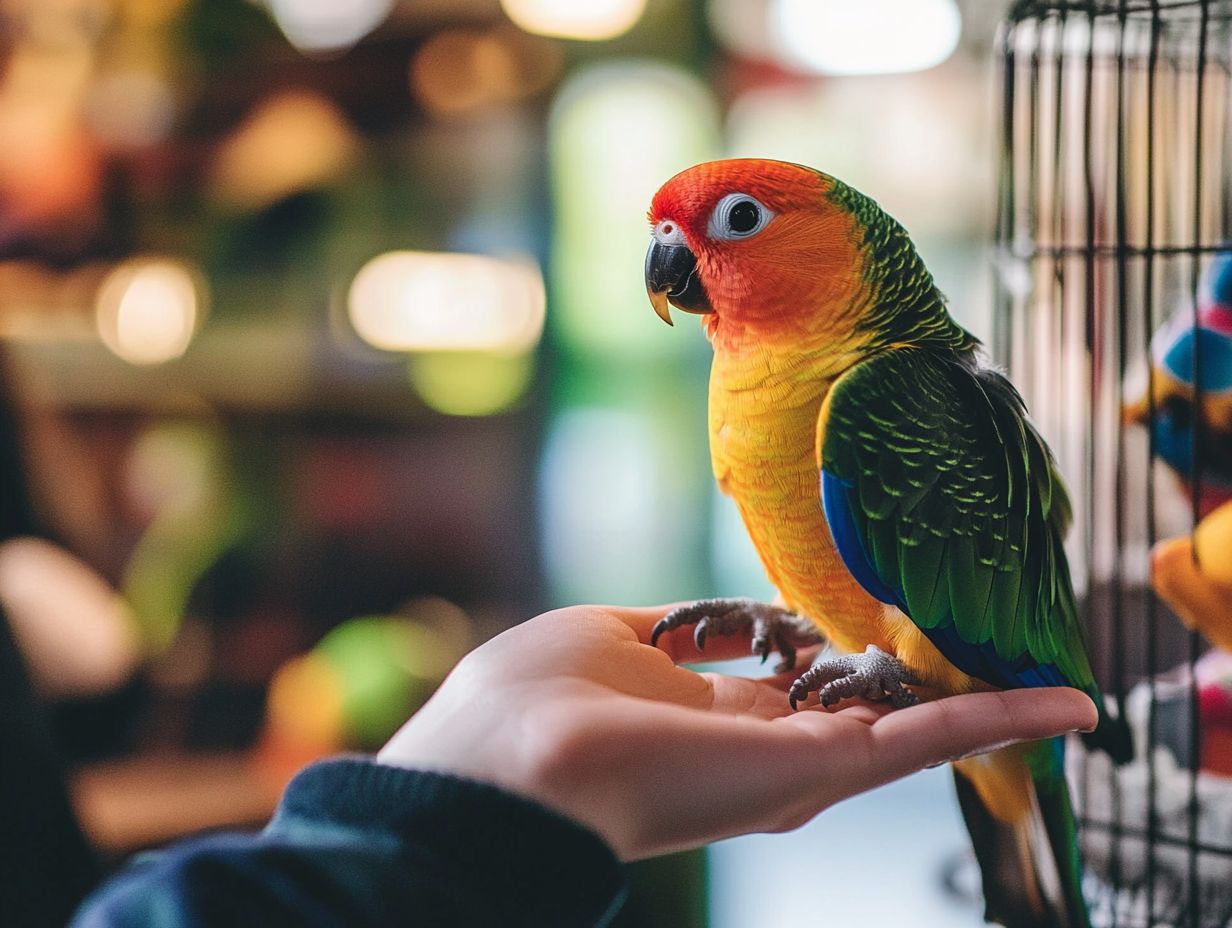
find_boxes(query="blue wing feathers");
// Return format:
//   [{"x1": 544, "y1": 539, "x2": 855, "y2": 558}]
[
  {"x1": 821, "y1": 470, "x2": 898, "y2": 606},
  {"x1": 922, "y1": 623, "x2": 1068, "y2": 690}
]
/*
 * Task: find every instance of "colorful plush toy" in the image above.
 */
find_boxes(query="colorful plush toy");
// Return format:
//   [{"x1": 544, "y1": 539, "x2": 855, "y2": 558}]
[
  {"x1": 1153, "y1": 499, "x2": 1232, "y2": 650},
  {"x1": 1125, "y1": 253, "x2": 1232, "y2": 518}
]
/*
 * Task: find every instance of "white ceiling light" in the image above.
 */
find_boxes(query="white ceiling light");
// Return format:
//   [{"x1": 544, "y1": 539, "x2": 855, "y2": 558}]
[
  {"x1": 501, "y1": 0, "x2": 646, "y2": 41},
  {"x1": 347, "y1": 251, "x2": 545, "y2": 353},
  {"x1": 267, "y1": 0, "x2": 393, "y2": 54},
  {"x1": 769, "y1": 0, "x2": 961, "y2": 76}
]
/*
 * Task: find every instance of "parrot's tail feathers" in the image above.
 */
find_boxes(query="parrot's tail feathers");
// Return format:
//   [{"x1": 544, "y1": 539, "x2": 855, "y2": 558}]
[
  {"x1": 954, "y1": 768, "x2": 1062, "y2": 928},
  {"x1": 1082, "y1": 689, "x2": 1134, "y2": 766},
  {"x1": 1032, "y1": 750, "x2": 1090, "y2": 928},
  {"x1": 954, "y1": 741, "x2": 1091, "y2": 928}
]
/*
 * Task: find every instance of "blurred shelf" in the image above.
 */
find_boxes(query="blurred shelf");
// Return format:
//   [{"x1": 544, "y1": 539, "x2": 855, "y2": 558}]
[
  {"x1": 4, "y1": 324, "x2": 460, "y2": 421},
  {"x1": 71, "y1": 750, "x2": 279, "y2": 855}
]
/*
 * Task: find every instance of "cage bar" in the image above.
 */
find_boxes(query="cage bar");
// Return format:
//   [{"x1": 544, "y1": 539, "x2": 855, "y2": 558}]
[{"x1": 997, "y1": 2, "x2": 1232, "y2": 926}]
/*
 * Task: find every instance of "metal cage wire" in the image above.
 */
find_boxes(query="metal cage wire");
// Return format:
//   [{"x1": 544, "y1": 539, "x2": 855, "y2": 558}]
[{"x1": 996, "y1": 1, "x2": 1232, "y2": 926}]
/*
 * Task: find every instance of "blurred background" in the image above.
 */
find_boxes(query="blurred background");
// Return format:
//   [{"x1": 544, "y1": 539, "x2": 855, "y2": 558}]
[{"x1": 0, "y1": 0, "x2": 1010, "y2": 924}]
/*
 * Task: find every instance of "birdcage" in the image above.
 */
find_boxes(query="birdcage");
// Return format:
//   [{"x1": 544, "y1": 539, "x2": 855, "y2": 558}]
[{"x1": 995, "y1": 1, "x2": 1232, "y2": 926}]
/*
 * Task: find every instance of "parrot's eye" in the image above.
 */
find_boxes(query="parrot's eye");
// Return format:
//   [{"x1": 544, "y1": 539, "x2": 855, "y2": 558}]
[
  {"x1": 708, "y1": 193, "x2": 773, "y2": 241},
  {"x1": 728, "y1": 201, "x2": 759, "y2": 232}
]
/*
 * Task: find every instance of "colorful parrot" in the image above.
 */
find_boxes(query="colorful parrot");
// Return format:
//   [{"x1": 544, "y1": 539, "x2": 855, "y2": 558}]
[
  {"x1": 642, "y1": 159, "x2": 1132, "y2": 928},
  {"x1": 1123, "y1": 252, "x2": 1232, "y2": 519}
]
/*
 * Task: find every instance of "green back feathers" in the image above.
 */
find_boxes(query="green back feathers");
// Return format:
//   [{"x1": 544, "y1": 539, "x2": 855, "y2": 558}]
[{"x1": 824, "y1": 178, "x2": 978, "y2": 355}]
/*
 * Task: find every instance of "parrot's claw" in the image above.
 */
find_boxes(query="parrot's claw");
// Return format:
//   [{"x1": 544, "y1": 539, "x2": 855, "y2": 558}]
[
  {"x1": 788, "y1": 645, "x2": 922, "y2": 711},
  {"x1": 650, "y1": 598, "x2": 825, "y2": 673}
]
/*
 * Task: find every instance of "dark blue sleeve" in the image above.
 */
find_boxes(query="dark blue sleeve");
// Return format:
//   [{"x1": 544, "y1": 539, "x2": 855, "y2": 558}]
[{"x1": 70, "y1": 758, "x2": 627, "y2": 928}]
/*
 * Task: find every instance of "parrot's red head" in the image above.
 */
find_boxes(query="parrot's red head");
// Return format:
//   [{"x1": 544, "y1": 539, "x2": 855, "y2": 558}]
[{"x1": 645, "y1": 159, "x2": 871, "y2": 344}]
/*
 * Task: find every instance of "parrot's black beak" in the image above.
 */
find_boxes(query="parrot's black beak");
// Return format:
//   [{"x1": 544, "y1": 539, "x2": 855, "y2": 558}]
[{"x1": 645, "y1": 240, "x2": 712, "y2": 327}]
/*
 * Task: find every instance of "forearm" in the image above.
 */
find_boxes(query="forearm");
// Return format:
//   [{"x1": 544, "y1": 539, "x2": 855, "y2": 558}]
[{"x1": 71, "y1": 758, "x2": 627, "y2": 928}]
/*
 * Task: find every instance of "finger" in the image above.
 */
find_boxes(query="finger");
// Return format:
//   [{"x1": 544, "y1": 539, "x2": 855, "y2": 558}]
[
  {"x1": 810, "y1": 699, "x2": 895, "y2": 725},
  {"x1": 701, "y1": 673, "x2": 807, "y2": 719},
  {"x1": 860, "y1": 688, "x2": 1097, "y2": 786},
  {"x1": 592, "y1": 603, "x2": 771, "y2": 665}
]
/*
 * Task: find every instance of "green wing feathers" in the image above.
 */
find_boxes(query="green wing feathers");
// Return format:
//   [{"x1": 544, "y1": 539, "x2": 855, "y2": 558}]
[{"x1": 822, "y1": 347, "x2": 1096, "y2": 693}]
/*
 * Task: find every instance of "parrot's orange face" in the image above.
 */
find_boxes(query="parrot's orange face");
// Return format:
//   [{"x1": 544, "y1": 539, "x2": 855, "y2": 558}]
[{"x1": 645, "y1": 159, "x2": 866, "y2": 340}]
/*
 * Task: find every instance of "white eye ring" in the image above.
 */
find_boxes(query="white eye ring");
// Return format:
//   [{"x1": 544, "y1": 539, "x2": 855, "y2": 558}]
[{"x1": 707, "y1": 193, "x2": 773, "y2": 241}]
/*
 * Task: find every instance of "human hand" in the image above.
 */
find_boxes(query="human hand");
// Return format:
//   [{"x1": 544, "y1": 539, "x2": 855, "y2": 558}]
[{"x1": 377, "y1": 604, "x2": 1096, "y2": 861}]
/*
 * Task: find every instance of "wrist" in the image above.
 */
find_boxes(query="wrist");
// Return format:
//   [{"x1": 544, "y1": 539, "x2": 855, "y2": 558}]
[{"x1": 377, "y1": 694, "x2": 637, "y2": 858}]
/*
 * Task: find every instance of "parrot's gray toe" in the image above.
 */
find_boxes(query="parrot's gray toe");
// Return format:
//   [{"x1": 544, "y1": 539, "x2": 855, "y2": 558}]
[
  {"x1": 650, "y1": 598, "x2": 824, "y2": 671},
  {"x1": 788, "y1": 645, "x2": 921, "y2": 711}
]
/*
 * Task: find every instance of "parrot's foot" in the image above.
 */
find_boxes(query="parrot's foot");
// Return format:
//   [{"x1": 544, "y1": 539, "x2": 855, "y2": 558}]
[
  {"x1": 650, "y1": 598, "x2": 825, "y2": 673},
  {"x1": 788, "y1": 645, "x2": 922, "y2": 711}
]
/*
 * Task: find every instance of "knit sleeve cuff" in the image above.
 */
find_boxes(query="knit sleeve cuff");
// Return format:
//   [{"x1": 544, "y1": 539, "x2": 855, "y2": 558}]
[{"x1": 269, "y1": 757, "x2": 627, "y2": 927}]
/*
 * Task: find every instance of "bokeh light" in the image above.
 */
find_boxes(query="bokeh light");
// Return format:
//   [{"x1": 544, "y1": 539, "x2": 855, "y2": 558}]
[
  {"x1": 409, "y1": 351, "x2": 534, "y2": 418},
  {"x1": 86, "y1": 71, "x2": 176, "y2": 150},
  {"x1": 314, "y1": 615, "x2": 456, "y2": 748},
  {"x1": 549, "y1": 62, "x2": 719, "y2": 359},
  {"x1": 706, "y1": 0, "x2": 775, "y2": 62},
  {"x1": 347, "y1": 251, "x2": 545, "y2": 353},
  {"x1": 768, "y1": 0, "x2": 961, "y2": 76},
  {"x1": 0, "y1": 537, "x2": 140, "y2": 698},
  {"x1": 0, "y1": 40, "x2": 103, "y2": 224},
  {"x1": 500, "y1": 0, "x2": 647, "y2": 41},
  {"x1": 121, "y1": 423, "x2": 242, "y2": 656},
  {"x1": 209, "y1": 91, "x2": 359, "y2": 208},
  {"x1": 95, "y1": 258, "x2": 201, "y2": 365},
  {"x1": 410, "y1": 27, "x2": 563, "y2": 116},
  {"x1": 539, "y1": 401, "x2": 707, "y2": 604},
  {"x1": 265, "y1": 610, "x2": 464, "y2": 756},
  {"x1": 264, "y1": 652, "x2": 346, "y2": 753},
  {"x1": 266, "y1": 0, "x2": 394, "y2": 54}
]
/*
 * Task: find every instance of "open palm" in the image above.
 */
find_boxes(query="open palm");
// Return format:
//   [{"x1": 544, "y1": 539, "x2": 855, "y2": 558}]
[{"x1": 379, "y1": 604, "x2": 1096, "y2": 861}]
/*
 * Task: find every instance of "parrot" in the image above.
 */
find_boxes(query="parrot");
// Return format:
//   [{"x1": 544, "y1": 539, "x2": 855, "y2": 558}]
[
  {"x1": 641, "y1": 159, "x2": 1133, "y2": 928},
  {"x1": 1123, "y1": 251, "x2": 1232, "y2": 519}
]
